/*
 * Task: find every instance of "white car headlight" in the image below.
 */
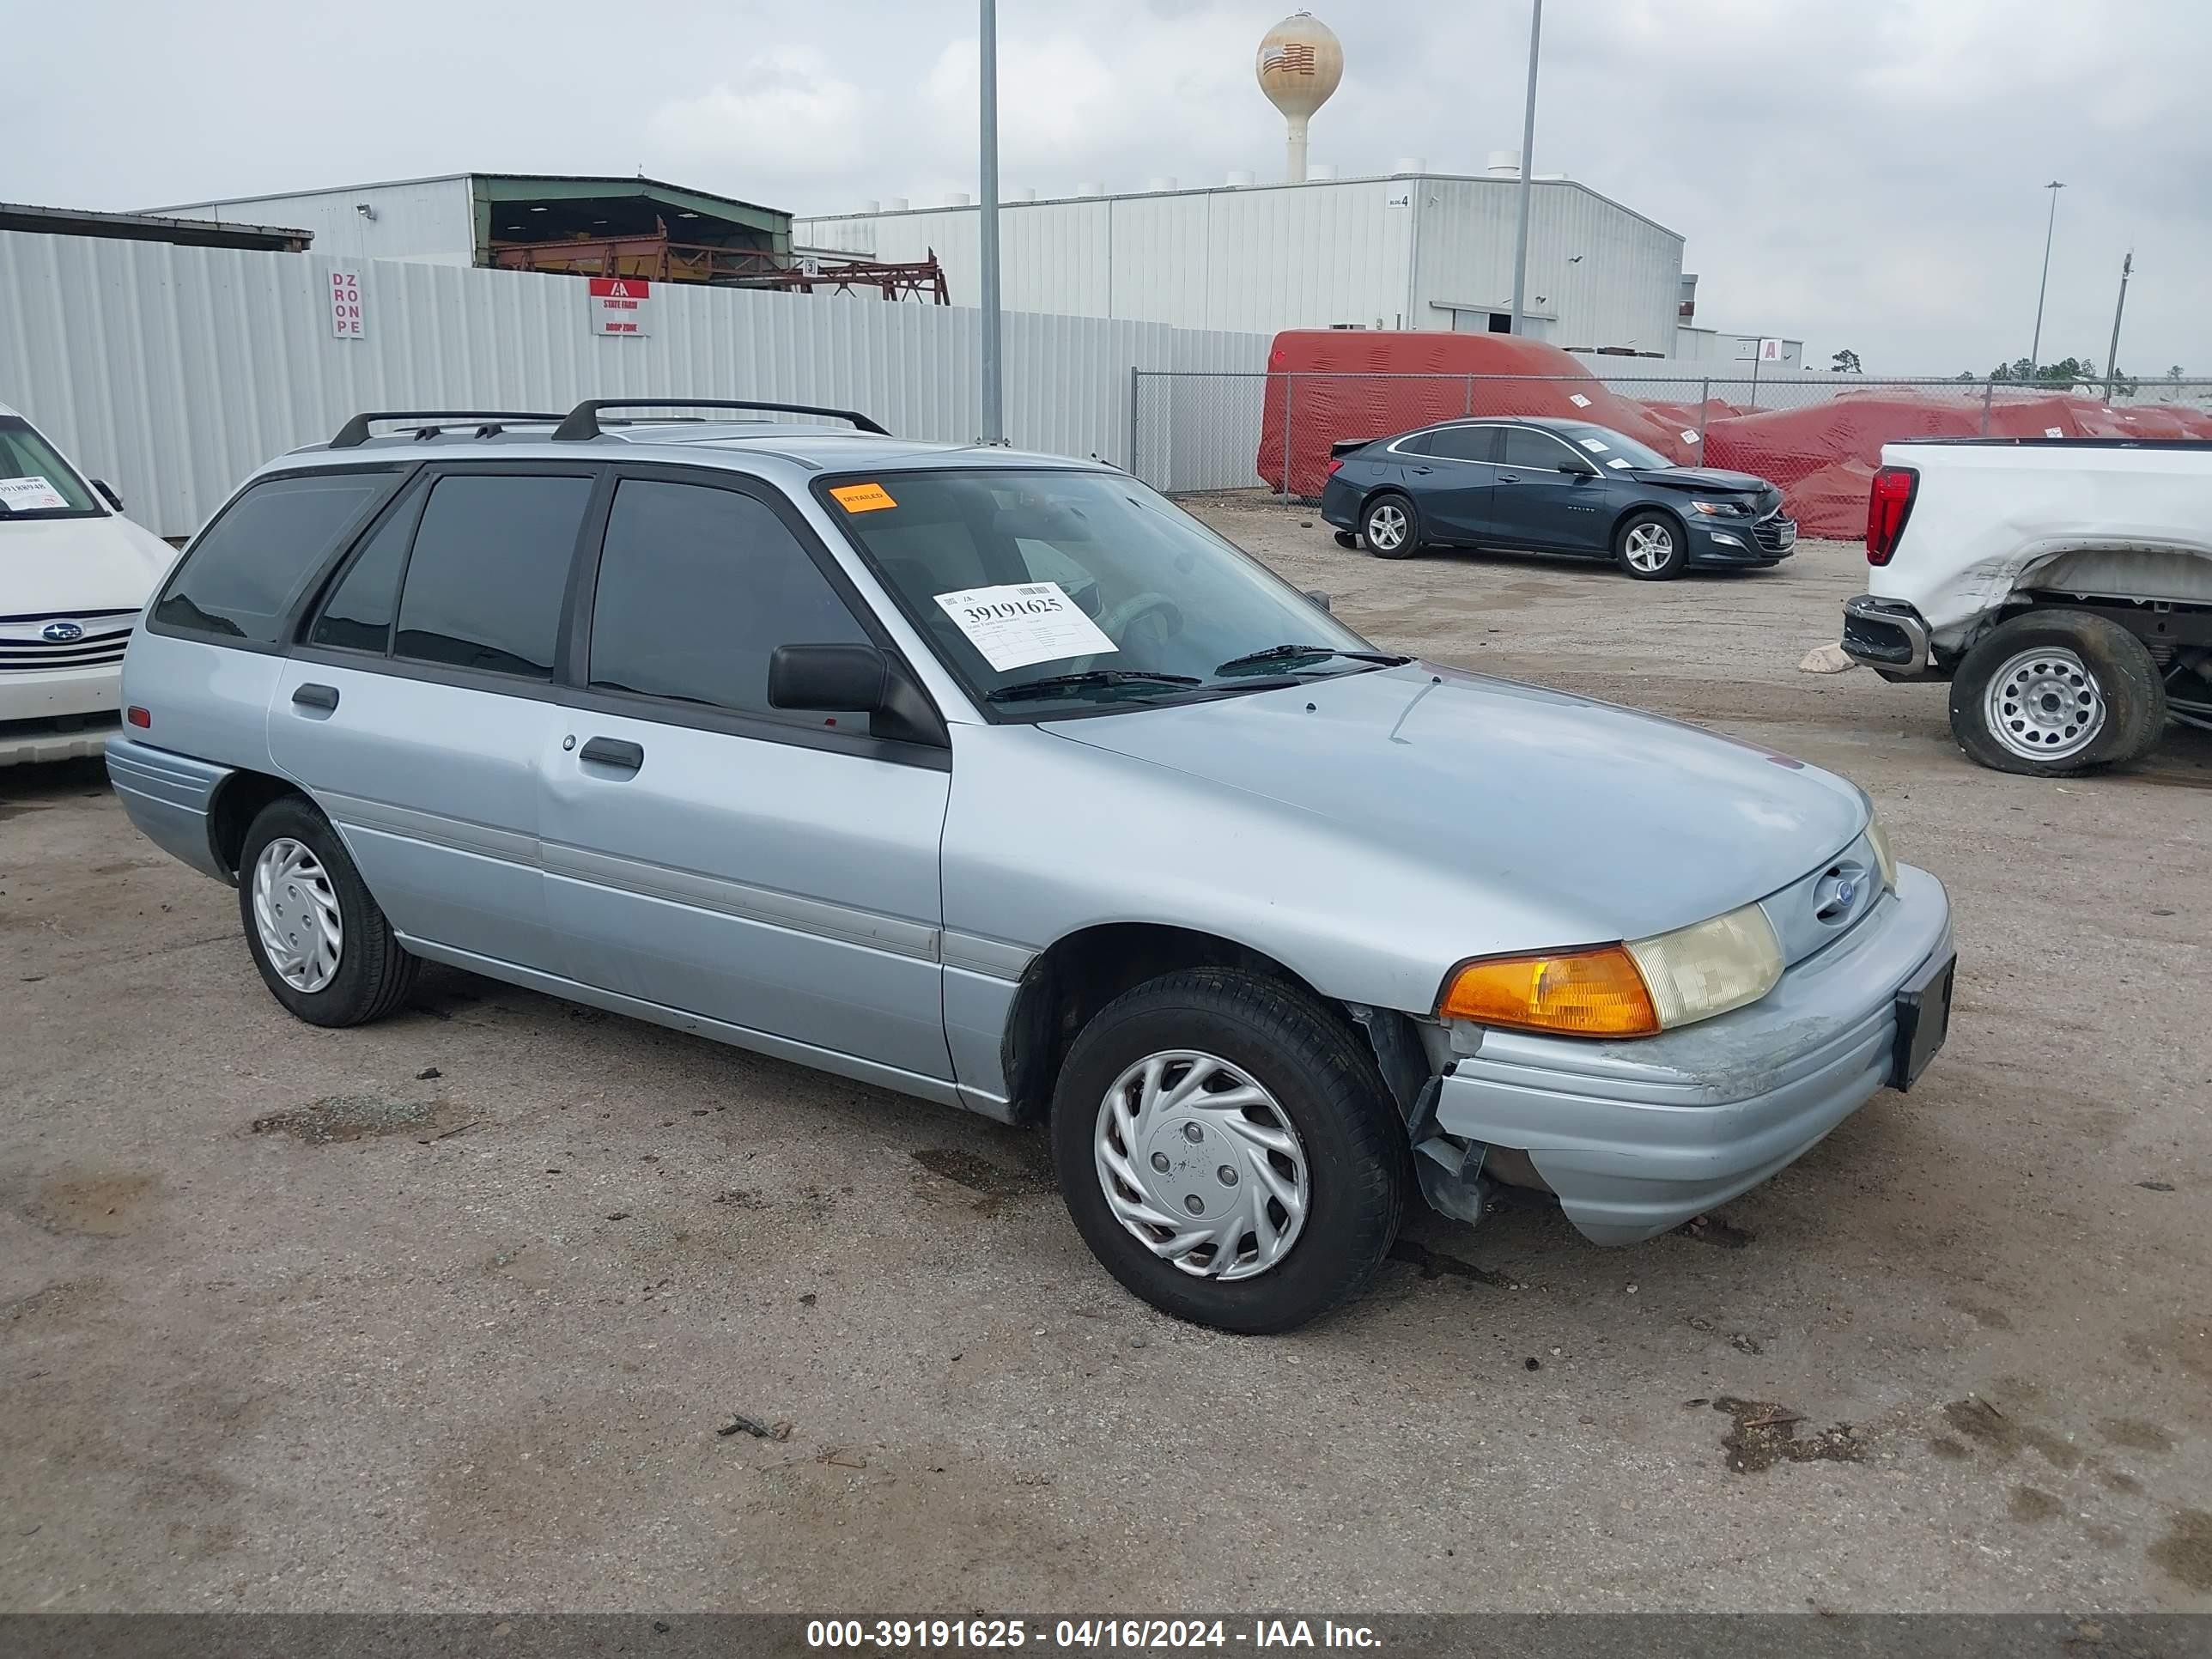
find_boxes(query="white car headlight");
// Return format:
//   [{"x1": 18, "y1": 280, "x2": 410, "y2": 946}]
[
  {"x1": 1865, "y1": 816, "x2": 1898, "y2": 893},
  {"x1": 1625, "y1": 903, "x2": 1784, "y2": 1030}
]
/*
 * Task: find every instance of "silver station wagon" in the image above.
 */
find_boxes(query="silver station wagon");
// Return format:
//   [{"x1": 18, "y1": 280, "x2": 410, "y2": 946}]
[{"x1": 111, "y1": 398, "x2": 1954, "y2": 1333}]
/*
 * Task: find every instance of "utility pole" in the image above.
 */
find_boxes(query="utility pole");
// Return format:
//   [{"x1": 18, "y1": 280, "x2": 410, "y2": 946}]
[
  {"x1": 2102, "y1": 250, "x2": 2133, "y2": 401},
  {"x1": 2028, "y1": 179, "x2": 2063, "y2": 381},
  {"x1": 1508, "y1": 0, "x2": 1542, "y2": 335},
  {"x1": 978, "y1": 0, "x2": 1005, "y2": 442}
]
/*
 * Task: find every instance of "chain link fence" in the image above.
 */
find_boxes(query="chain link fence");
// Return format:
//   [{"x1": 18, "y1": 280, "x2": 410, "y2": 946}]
[{"x1": 1132, "y1": 370, "x2": 2212, "y2": 536}]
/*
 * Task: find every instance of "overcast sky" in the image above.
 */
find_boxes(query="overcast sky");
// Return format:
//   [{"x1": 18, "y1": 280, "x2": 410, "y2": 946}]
[{"x1": 12, "y1": 0, "x2": 2209, "y2": 375}]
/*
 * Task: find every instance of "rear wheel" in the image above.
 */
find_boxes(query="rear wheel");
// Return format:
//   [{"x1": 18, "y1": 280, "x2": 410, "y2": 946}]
[
  {"x1": 1361, "y1": 494, "x2": 1419, "y2": 560},
  {"x1": 1948, "y1": 609, "x2": 2166, "y2": 776},
  {"x1": 1614, "y1": 510, "x2": 1687, "y2": 580},
  {"x1": 1049, "y1": 969, "x2": 1406, "y2": 1334},
  {"x1": 238, "y1": 797, "x2": 419, "y2": 1026}
]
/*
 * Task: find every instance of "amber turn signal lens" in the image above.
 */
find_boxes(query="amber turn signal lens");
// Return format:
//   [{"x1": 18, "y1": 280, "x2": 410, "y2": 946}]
[{"x1": 1439, "y1": 945, "x2": 1661, "y2": 1037}]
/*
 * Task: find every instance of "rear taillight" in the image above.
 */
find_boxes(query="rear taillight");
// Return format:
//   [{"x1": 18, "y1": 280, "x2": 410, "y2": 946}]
[
  {"x1": 1325, "y1": 458, "x2": 1344, "y2": 477},
  {"x1": 125, "y1": 706, "x2": 151, "y2": 728},
  {"x1": 1865, "y1": 465, "x2": 1918, "y2": 565}
]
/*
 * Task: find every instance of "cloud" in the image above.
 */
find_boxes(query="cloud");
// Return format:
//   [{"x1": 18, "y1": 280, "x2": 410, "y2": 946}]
[{"x1": 651, "y1": 48, "x2": 866, "y2": 178}]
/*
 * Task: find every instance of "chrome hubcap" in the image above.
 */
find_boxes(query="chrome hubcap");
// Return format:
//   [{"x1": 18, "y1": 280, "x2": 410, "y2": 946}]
[
  {"x1": 1366, "y1": 504, "x2": 1407, "y2": 551},
  {"x1": 1984, "y1": 647, "x2": 2106, "y2": 761},
  {"x1": 1625, "y1": 523, "x2": 1674, "y2": 571},
  {"x1": 251, "y1": 837, "x2": 343, "y2": 993},
  {"x1": 1095, "y1": 1050, "x2": 1309, "y2": 1280}
]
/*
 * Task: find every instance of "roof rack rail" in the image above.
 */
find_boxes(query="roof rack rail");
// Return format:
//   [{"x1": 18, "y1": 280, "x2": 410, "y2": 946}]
[
  {"x1": 330, "y1": 410, "x2": 567, "y2": 449},
  {"x1": 551, "y1": 398, "x2": 890, "y2": 441}
]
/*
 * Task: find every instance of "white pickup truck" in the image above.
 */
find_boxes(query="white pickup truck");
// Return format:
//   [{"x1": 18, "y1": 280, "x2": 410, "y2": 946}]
[{"x1": 1839, "y1": 436, "x2": 2212, "y2": 776}]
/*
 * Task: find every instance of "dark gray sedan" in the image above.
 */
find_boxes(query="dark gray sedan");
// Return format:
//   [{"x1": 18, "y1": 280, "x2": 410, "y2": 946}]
[{"x1": 1319, "y1": 416, "x2": 1796, "y2": 580}]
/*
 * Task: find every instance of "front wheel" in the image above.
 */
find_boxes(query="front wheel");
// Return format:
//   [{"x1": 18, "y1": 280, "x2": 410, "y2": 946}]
[
  {"x1": 238, "y1": 796, "x2": 420, "y2": 1026},
  {"x1": 1361, "y1": 494, "x2": 1419, "y2": 560},
  {"x1": 1049, "y1": 969, "x2": 1407, "y2": 1334},
  {"x1": 1948, "y1": 609, "x2": 2166, "y2": 776},
  {"x1": 1614, "y1": 510, "x2": 1687, "y2": 580}
]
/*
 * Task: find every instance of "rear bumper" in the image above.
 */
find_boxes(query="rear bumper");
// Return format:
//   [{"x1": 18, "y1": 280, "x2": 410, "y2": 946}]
[
  {"x1": 1841, "y1": 595, "x2": 1936, "y2": 678},
  {"x1": 106, "y1": 737, "x2": 234, "y2": 882},
  {"x1": 1433, "y1": 864, "x2": 1952, "y2": 1244},
  {"x1": 1319, "y1": 477, "x2": 1362, "y2": 530}
]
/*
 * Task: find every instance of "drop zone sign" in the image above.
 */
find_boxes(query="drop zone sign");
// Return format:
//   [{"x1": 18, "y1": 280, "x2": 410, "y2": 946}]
[{"x1": 589, "y1": 277, "x2": 653, "y2": 337}]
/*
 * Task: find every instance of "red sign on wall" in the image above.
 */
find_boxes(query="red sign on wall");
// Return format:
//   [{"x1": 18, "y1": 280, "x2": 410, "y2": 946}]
[{"x1": 588, "y1": 277, "x2": 653, "y2": 337}]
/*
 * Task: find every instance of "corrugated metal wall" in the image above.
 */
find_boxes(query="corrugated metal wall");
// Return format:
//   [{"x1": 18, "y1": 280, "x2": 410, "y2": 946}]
[
  {"x1": 149, "y1": 177, "x2": 479, "y2": 266},
  {"x1": 798, "y1": 173, "x2": 1677, "y2": 347},
  {"x1": 0, "y1": 231, "x2": 1268, "y2": 538}
]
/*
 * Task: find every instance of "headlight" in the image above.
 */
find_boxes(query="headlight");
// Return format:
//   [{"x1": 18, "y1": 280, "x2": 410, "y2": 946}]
[
  {"x1": 1439, "y1": 903, "x2": 1783, "y2": 1038},
  {"x1": 1866, "y1": 816, "x2": 1898, "y2": 892},
  {"x1": 1690, "y1": 500, "x2": 1746, "y2": 516}
]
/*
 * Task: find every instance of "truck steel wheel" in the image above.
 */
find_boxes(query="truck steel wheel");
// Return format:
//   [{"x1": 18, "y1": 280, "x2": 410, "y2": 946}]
[
  {"x1": 237, "y1": 796, "x2": 419, "y2": 1027},
  {"x1": 1948, "y1": 610, "x2": 2166, "y2": 776},
  {"x1": 1614, "y1": 510, "x2": 1686, "y2": 579},
  {"x1": 1049, "y1": 969, "x2": 1406, "y2": 1334},
  {"x1": 1361, "y1": 495, "x2": 1419, "y2": 559}
]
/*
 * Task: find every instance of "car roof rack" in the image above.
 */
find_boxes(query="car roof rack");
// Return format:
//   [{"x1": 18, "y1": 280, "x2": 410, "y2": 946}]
[
  {"x1": 330, "y1": 410, "x2": 567, "y2": 449},
  {"x1": 551, "y1": 398, "x2": 890, "y2": 441}
]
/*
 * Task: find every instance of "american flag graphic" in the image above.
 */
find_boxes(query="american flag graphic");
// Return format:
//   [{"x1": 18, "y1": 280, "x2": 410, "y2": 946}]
[{"x1": 1262, "y1": 42, "x2": 1318, "y2": 76}]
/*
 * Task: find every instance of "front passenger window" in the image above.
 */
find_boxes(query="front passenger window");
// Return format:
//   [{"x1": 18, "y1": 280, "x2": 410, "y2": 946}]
[{"x1": 586, "y1": 478, "x2": 870, "y2": 719}]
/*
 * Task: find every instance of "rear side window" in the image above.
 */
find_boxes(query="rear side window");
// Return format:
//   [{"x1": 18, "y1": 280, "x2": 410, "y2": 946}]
[
  {"x1": 153, "y1": 471, "x2": 394, "y2": 642},
  {"x1": 586, "y1": 478, "x2": 868, "y2": 718},
  {"x1": 309, "y1": 492, "x2": 417, "y2": 653},
  {"x1": 393, "y1": 474, "x2": 593, "y2": 678},
  {"x1": 1429, "y1": 426, "x2": 1500, "y2": 464},
  {"x1": 1391, "y1": 432, "x2": 1432, "y2": 457}
]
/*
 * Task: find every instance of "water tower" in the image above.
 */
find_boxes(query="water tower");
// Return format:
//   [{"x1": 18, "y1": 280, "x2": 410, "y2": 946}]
[{"x1": 1256, "y1": 12, "x2": 1343, "y2": 184}]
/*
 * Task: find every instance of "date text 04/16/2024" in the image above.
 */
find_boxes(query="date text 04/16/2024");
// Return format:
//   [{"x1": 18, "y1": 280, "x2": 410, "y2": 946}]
[{"x1": 805, "y1": 1620, "x2": 1382, "y2": 1650}]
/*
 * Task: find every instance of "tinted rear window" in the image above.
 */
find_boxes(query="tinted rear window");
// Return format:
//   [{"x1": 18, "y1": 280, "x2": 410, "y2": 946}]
[
  {"x1": 153, "y1": 471, "x2": 396, "y2": 642},
  {"x1": 392, "y1": 474, "x2": 593, "y2": 678},
  {"x1": 1430, "y1": 426, "x2": 1500, "y2": 464}
]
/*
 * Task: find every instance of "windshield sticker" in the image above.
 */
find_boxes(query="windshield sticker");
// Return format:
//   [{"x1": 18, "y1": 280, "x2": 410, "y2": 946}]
[
  {"x1": 1577, "y1": 437, "x2": 1609, "y2": 453},
  {"x1": 1567, "y1": 393, "x2": 1593, "y2": 408},
  {"x1": 0, "y1": 476, "x2": 70, "y2": 512},
  {"x1": 1606, "y1": 457, "x2": 1632, "y2": 470},
  {"x1": 1680, "y1": 428, "x2": 1700, "y2": 444},
  {"x1": 933, "y1": 581, "x2": 1118, "y2": 672},
  {"x1": 829, "y1": 482, "x2": 897, "y2": 513}
]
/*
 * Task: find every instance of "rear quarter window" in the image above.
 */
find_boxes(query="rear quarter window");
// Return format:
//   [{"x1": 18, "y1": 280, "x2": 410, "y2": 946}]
[{"x1": 152, "y1": 470, "x2": 400, "y2": 643}]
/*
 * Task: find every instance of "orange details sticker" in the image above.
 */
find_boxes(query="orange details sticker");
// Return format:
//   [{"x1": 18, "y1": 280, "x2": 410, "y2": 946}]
[{"x1": 830, "y1": 482, "x2": 897, "y2": 513}]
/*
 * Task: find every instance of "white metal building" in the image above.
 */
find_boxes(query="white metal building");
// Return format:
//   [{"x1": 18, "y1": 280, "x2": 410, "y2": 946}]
[{"x1": 798, "y1": 169, "x2": 1686, "y2": 356}]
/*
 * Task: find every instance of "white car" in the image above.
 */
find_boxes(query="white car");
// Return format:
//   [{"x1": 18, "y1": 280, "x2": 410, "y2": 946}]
[
  {"x1": 1841, "y1": 435, "x2": 2212, "y2": 775},
  {"x1": 1, "y1": 403, "x2": 178, "y2": 766}
]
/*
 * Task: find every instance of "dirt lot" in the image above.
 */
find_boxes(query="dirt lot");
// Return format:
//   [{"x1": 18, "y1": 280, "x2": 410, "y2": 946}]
[{"x1": 3, "y1": 512, "x2": 2209, "y2": 1614}]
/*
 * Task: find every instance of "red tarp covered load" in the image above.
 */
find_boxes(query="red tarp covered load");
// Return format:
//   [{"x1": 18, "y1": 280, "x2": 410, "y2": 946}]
[{"x1": 1256, "y1": 331, "x2": 1694, "y2": 499}]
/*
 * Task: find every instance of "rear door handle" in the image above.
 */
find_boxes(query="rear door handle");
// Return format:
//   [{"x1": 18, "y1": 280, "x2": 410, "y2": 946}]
[
  {"x1": 1410, "y1": 465, "x2": 1433, "y2": 475},
  {"x1": 579, "y1": 736, "x2": 645, "y2": 773},
  {"x1": 291, "y1": 683, "x2": 339, "y2": 711}
]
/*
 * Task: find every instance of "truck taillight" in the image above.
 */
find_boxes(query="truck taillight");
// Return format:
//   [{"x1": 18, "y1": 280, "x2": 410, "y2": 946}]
[{"x1": 1865, "y1": 465, "x2": 1918, "y2": 566}]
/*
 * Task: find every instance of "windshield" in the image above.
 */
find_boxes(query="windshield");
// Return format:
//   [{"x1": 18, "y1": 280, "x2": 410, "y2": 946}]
[
  {"x1": 820, "y1": 468, "x2": 1389, "y2": 715},
  {"x1": 1565, "y1": 424, "x2": 1674, "y2": 471},
  {"x1": 0, "y1": 417, "x2": 102, "y2": 520}
]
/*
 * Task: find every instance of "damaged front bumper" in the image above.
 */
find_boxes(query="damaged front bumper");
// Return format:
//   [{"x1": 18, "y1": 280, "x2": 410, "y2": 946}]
[{"x1": 1431, "y1": 864, "x2": 1952, "y2": 1245}]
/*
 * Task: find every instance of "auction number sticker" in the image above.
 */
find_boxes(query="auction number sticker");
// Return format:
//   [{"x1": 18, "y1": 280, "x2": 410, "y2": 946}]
[
  {"x1": 933, "y1": 581, "x2": 1116, "y2": 672},
  {"x1": 1568, "y1": 392, "x2": 1593, "y2": 408},
  {"x1": 0, "y1": 475, "x2": 70, "y2": 512},
  {"x1": 1577, "y1": 436, "x2": 1609, "y2": 453},
  {"x1": 830, "y1": 481, "x2": 899, "y2": 513}
]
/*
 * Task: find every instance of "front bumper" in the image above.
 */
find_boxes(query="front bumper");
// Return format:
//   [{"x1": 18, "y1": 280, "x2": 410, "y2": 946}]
[
  {"x1": 0, "y1": 664, "x2": 124, "y2": 766},
  {"x1": 1841, "y1": 595, "x2": 1936, "y2": 679},
  {"x1": 1433, "y1": 864, "x2": 1952, "y2": 1244},
  {"x1": 1688, "y1": 512, "x2": 1796, "y2": 564}
]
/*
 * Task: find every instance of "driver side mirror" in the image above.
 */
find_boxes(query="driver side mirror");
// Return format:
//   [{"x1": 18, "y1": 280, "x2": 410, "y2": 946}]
[
  {"x1": 91, "y1": 478, "x2": 125, "y2": 513},
  {"x1": 1558, "y1": 464, "x2": 1596, "y2": 481},
  {"x1": 767, "y1": 643, "x2": 948, "y2": 749}
]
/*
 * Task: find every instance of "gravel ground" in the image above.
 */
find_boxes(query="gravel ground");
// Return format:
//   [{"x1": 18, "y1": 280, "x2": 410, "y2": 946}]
[{"x1": 2, "y1": 510, "x2": 2208, "y2": 1614}]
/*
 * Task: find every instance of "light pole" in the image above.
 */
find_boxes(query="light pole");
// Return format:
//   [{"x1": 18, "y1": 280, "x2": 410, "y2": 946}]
[
  {"x1": 978, "y1": 0, "x2": 1005, "y2": 442},
  {"x1": 2103, "y1": 249, "x2": 2133, "y2": 401},
  {"x1": 2027, "y1": 179, "x2": 2063, "y2": 381},
  {"x1": 1508, "y1": 0, "x2": 1543, "y2": 336}
]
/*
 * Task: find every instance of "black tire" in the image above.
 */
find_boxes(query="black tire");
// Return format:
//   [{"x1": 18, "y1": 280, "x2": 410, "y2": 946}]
[
  {"x1": 1948, "y1": 609, "x2": 2166, "y2": 777},
  {"x1": 1048, "y1": 968, "x2": 1407, "y2": 1334},
  {"x1": 1361, "y1": 492, "x2": 1420, "y2": 560},
  {"x1": 1613, "y1": 508, "x2": 1688, "y2": 580},
  {"x1": 236, "y1": 796, "x2": 419, "y2": 1027},
  {"x1": 1333, "y1": 529, "x2": 1358, "y2": 550}
]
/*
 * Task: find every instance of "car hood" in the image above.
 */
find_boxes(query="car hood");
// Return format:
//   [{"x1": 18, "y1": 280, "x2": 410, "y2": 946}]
[
  {"x1": 1, "y1": 514, "x2": 176, "y2": 614},
  {"x1": 1638, "y1": 466, "x2": 1771, "y2": 495},
  {"x1": 1046, "y1": 665, "x2": 1868, "y2": 944}
]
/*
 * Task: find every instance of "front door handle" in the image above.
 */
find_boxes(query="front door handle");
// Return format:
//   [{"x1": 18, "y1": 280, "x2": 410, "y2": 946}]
[
  {"x1": 291, "y1": 683, "x2": 339, "y2": 711},
  {"x1": 579, "y1": 736, "x2": 645, "y2": 773},
  {"x1": 1497, "y1": 473, "x2": 1521, "y2": 484}
]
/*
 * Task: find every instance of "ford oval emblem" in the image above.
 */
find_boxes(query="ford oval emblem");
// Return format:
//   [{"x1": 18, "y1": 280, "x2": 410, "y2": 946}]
[{"x1": 42, "y1": 621, "x2": 84, "y2": 643}]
